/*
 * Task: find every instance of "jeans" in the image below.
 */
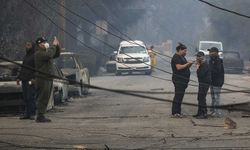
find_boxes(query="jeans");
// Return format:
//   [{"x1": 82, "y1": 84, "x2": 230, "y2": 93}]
[
  {"x1": 210, "y1": 86, "x2": 222, "y2": 114},
  {"x1": 197, "y1": 84, "x2": 209, "y2": 115},
  {"x1": 172, "y1": 83, "x2": 188, "y2": 115},
  {"x1": 22, "y1": 81, "x2": 36, "y2": 116}
]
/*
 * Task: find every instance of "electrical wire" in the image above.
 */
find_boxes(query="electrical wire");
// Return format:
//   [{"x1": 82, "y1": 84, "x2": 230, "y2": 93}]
[
  {"x1": 24, "y1": 0, "x2": 250, "y2": 99},
  {"x1": 198, "y1": 0, "x2": 250, "y2": 19},
  {"x1": 48, "y1": 0, "x2": 214, "y2": 88},
  {"x1": 38, "y1": 0, "x2": 177, "y2": 87},
  {"x1": 78, "y1": 0, "x2": 250, "y2": 91},
  {"x1": 22, "y1": 0, "x2": 250, "y2": 95},
  {"x1": 48, "y1": 0, "x2": 176, "y2": 77},
  {"x1": 0, "y1": 55, "x2": 250, "y2": 113}
]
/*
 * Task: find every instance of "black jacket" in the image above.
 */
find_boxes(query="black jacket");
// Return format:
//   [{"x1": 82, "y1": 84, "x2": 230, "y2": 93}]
[
  {"x1": 197, "y1": 62, "x2": 211, "y2": 85},
  {"x1": 18, "y1": 48, "x2": 35, "y2": 81},
  {"x1": 209, "y1": 57, "x2": 224, "y2": 87}
]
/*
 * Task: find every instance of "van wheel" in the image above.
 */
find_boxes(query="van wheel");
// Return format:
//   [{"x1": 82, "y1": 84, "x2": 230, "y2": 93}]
[
  {"x1": 77, "y1": 80, "x2": 83, "y2": 97},
  {"x1": 56, "y1": 90, "x2": 63, "y2": 104},
  {"x1": 145, "y1": 70, "x2": 152, "y2": 75},
  {"x1": 82, "y1": 78, "x2": 90, "y2": 95},
  {"x1": 116, "y1": 71, "x2": 122, "y2": 76}
]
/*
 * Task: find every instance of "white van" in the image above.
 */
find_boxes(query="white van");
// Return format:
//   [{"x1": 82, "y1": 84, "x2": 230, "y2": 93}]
[
  {"x1": 115, "y1": 40, "x2": 152, "y2": 75},
  {"x1": 199, "y1": 41, "x2": 223, "y2": 59}
]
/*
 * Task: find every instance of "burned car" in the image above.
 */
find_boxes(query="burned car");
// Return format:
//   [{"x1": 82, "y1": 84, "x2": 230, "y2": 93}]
[
  {"x1": 55, "y1": 52, "x2": 90, "y2": 96},
  {"x1": 0, "y1": 61, "x2": 23, "y2": 107},
  {"x1": 52, "y1": 63, "x2": 69, "y2": 104},
  {"x1": 223, "y1": 51, "x2": 244, "y2": 74}
]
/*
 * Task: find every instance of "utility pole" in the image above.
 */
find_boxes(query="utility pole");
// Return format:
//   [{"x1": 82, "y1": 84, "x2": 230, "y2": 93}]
[{"x1": 58, "y1": 0, "x2": 65, "y2": 48}]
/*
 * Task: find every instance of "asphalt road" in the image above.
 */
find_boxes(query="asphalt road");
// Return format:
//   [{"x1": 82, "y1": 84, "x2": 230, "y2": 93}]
[{"x1": 0, "y1": 58, "x2": 250, "y2": 149}]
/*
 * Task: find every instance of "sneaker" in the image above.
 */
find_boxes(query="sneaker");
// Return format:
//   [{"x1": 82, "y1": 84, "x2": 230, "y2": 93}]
[
  {"x1": 195, "y1": 114, "x2": 208, "y2": 119},
  {"x1": 36, "y1": 115, "x2": 51, "y2": 123},
  {"x1": 193, "y1": 114, "x2": 200, "y2": 117},
  {"x1": 29, "y1": 116, "x2": 35, "y2": 120},
  {"x1": 214, "y1": 113, "x2": 223, "y2": 118},
  {"x1": 208, "y1": 111, "x2": 215, "y2": 117},
  {"x1": 19, "y1": 115, "x2": 30, "y2": 120},
  {"x1": 171, "y1": 113, "x2": 183, "y2": 118}
]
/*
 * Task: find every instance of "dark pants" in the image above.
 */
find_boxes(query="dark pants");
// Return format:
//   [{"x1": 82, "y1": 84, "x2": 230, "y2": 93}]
[
  {"x1": 22, "y1": 81, "x2": 36, "y2": 116},
  {"x1": 172, "y1": 83, "x2": 188, "y2": 115},
  {"x1": 197, "y1": 84, "x2": 209, "y2": 115},
  {"x1": 36, "y1": 78, "x2": 53, "y2": 115}
]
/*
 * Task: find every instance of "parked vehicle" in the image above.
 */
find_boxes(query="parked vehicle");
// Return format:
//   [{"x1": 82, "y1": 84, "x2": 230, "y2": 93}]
[
  {"x1": 55, "y1": 52, "x2": 90, "y2": 96},
  {"x1": 52, "y1": 63, "x2": 69, "y2": 104},
  {"x1": 106, "y1": 52, "x2": 117, "y2": 73},
  {"x1": 199, "y1": 41, "x2": 223, "y2": 60},
  {"x1": 115, "y1": 40, "x2": 152, "y2": 75},
  {"x1": 223, "y1": 51, "x2": 244, "y2": 74},
  {"x1": 0, "y1": 61, "x2": 23, "y2": 107}
]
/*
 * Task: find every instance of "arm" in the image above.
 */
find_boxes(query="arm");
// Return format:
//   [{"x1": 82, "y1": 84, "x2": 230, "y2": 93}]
[
  {"x1": 53, "y1": 36, "x2": 60, "y2": 58},
  {"x1": 36, "y1": 45, "x2": 57, "y2": 61},
  {"x1": 176, "y1": 62, "x2": 193, "y2": 70},
  {"x1": 53, "y1": 45, "x2": 61, "y2": 58},
  {"x1": 38, "y1": 36, "x2": 60, "y2": 60}
]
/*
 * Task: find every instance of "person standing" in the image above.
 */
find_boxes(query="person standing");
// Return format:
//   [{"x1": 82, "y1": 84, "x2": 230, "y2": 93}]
[
  {"x1": 193, "y1": 52, "x2": 211, "y2": 119},
  {"x1": 148, "y1": 45, "x2": 157, "y2": 71},
  {"x1": 17, "y1": 41, "x2": 36, "y2": 120},
  {"x1": 35, "y1": 36, "x2": 60, "y2": 123},
  {"x1": 208, "y1": 47, "x2": 224, "y2": 117},
  {"x1": 171, "y1": 43, "x2": 193, "y2": 118}
]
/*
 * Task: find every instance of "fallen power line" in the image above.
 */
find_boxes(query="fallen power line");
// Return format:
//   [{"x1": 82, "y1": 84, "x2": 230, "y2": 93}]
[
  {"x1": 198, "y1": 0, "x2": 250, "y2": 19},
  {"x1": 0, "y1": 56, "x2": 250, "y2": 113},
  {"x1": 22, "y1": 0, "x2": 250, "y2": 97},
  {"x1": 53, "y1": 0, "x2": 250, "y2": 91}
]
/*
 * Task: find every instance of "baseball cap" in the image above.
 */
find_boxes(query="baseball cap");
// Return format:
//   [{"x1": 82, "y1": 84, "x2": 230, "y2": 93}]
[
  {"x1": 207, "y1": 47, "x2": 219, "y2": 53},
  {"x1": 36, "y1": 37, "x2": 47, "y2": 45},
  {"x1": 195, "y1": 51, "x2": 205, "y2": 57}
]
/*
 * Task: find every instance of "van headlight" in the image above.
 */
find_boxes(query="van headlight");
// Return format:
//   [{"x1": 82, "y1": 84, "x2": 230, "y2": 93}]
[
  {"x1": 219, "y1": 52, "x2": 223, "y2": 59},
  {"x1": 143, "y1": 57, "x2": 150, "y2": 62},
  {"x1": 117, "y1": 57, "x2": 124, "y2": 63}
]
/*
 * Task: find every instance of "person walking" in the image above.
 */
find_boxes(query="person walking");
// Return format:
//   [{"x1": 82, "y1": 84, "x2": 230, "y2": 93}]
[
  {"x1": 35, "y1": 36, "x2": 60, "y2": 123},
  {"x1": 171, "y1": 43, "x2": 193, "y2": 118},
  {"x1": 17, "y1": 41, "x2": 36, "y2": 120},
  {"x1": 208, "y1": 47, "x2": 224, "y2": 117},
  {"x1": 193, "y1": 51, "x2": 211, "y2": 119}
]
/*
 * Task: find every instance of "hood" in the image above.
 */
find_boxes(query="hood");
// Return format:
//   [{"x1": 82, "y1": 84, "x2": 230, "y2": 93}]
[
  {"x1": 61, "y1": 68, "x2": 76, "y2": 76},
  {"x1": 117, "y1": 53, "x2": 149, "y2": 58}
]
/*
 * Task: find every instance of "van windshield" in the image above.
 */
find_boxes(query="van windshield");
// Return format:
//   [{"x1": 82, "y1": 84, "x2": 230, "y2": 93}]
[
  {"x1": 200, "y1": 43, "x2": 222, "y2": 51},
  {"x1": 119, "y1": 46, "x2": 147, "y2": 54}
]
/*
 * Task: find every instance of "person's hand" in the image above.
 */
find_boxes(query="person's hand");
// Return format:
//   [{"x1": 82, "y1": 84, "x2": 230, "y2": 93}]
[
  {"x1": 196, "y1": 64, "x2": 200, "y2": 69},
  {"x1": 52, "y1": 36, "x2": 59, "y2": 46},
  {"x1": 187, "y1": 61, "x2": 193, "y2": 67},
  {"x1": 16, "y1": 79, "x2": 20, "y2": 85}
]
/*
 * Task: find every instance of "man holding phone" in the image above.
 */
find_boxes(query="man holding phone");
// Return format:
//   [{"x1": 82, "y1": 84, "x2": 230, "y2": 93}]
[{"x1": 35, "y1": 36, "x2": 60, "y2": 123}]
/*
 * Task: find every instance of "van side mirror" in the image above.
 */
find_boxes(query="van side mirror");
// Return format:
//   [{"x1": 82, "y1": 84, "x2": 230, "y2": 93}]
[{"x1": 113, "y1": 51, "x2": 118, "y2": 54}]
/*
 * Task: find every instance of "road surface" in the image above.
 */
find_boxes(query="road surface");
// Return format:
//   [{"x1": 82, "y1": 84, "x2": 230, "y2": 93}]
[{"x1": 0, "y1": 57, "x2": 250, "y2": 149}]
